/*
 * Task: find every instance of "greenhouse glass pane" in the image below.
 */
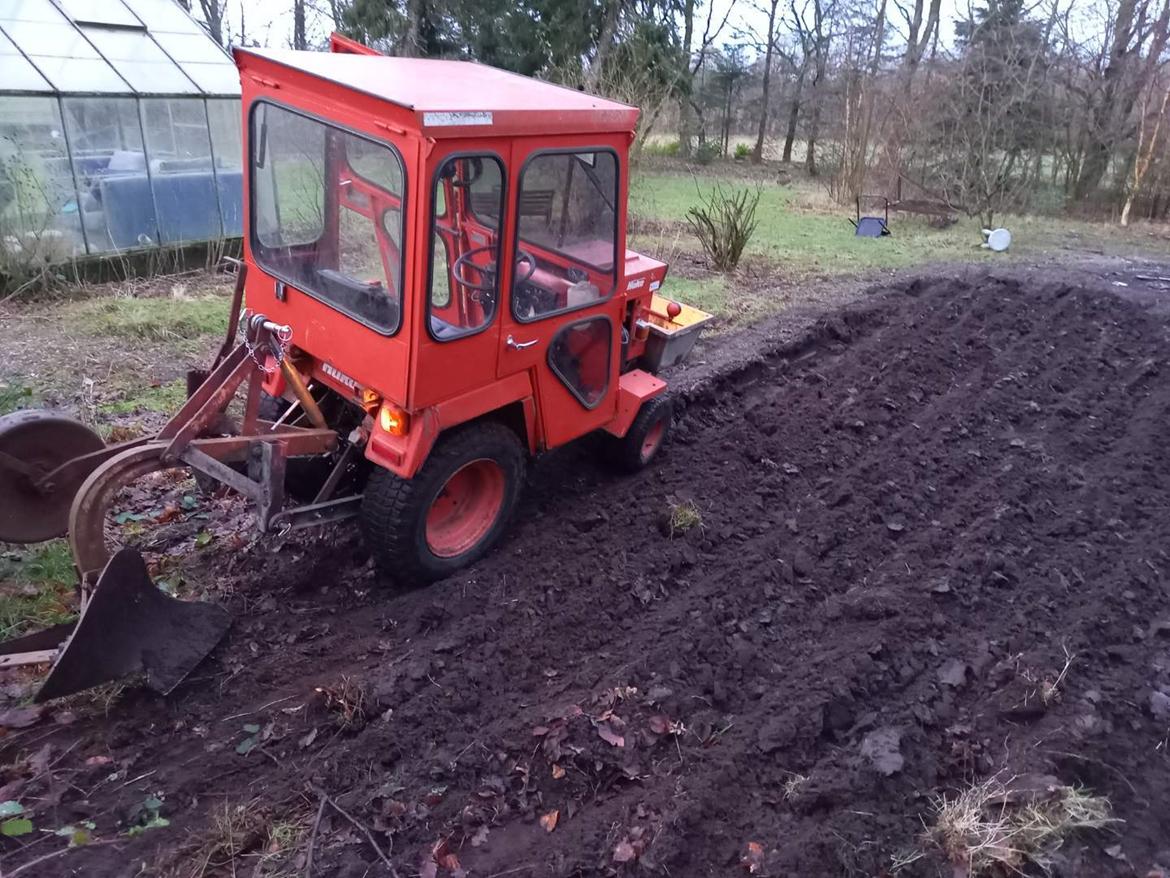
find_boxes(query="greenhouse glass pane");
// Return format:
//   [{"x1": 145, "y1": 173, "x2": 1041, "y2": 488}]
[
  {"x1": 120, "y1": 0, "x2": 202, "y2": 34},
  {"x1": 3, "y1": 19, "x2": 98, "y2": 56},
  {"x1": 57, "y1": 0, "x2": 139, "y2": 27},
  {"x1": 140, "y1": 98, "x2": 222, "y2": 243},
  {"x1": 0, "y1": 95, "x2": 85, "y2": 258},
  {"x1": 0, "y1": 0, "x2": 66, "y2": 23},
  {"x1": 62, "y1": 96, "x2": 157, "y2": 252},
  {"x1": 151, "y1": 30, "x2": 227, "y2": 64},
  {"x1": 0, "y1": 52, "x2": 51, "y2": 92},
  {"x1": 0, "y1": 30, "x2": 51, "y2": 91},
  {"x1": 28, "y1": 55, "x2": 127, "y2": 92},
  {"x1": 207, "y1": 99, "x2": 241, "y2": 236},
  {"x1": 180, "y1": 62, "x2": 240, "y2": 96},
  {"x1": 83, "y1": 26, "x2": 198, "y2": 94}
]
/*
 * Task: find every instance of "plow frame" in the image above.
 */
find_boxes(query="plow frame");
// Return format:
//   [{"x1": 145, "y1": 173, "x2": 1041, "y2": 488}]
[{"x1": 0, "y1": 263, "x2": 361, "y2": 680}]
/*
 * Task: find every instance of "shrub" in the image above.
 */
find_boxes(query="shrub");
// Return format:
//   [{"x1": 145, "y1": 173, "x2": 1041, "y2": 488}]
[
  {"x1": 734, "y1": 143, "x2": 751, "y2": 161},
  {"x1": 643, "y1": 139, "x2": 681, "y2": 157},
  {"x1": 694, "y1": 142, "x2": 720, "y2": 165},
  {"x1": 685, "y1": 185, "x2": 760, "y2": 272}
]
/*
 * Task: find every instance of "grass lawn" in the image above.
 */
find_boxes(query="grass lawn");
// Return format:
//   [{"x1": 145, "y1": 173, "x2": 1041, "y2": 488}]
[{"x1": 627, "y1": 164, "x2": 1168, "y2": 323}]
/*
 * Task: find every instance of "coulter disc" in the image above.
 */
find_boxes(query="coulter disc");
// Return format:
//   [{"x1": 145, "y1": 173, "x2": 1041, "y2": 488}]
[{"x1": 0, "y1": 411, "x2": 105, "y2": 544}]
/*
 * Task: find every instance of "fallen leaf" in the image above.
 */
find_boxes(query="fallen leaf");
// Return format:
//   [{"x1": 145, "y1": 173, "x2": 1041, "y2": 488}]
[
  {"x1": 540, "y1": 809, "x2": 559, "y2": 833},
  {"x1": 470, "y1": 825, "x2": 490, "y2": 847},
  {"x1": 0, "y1": 802, "x2": 22, "y2": 818},
  {"x1": 648, "y1": 714, "x2": 671, "y2": 735},
  {"x1": 551, "y1": 764, "x2": 565, "y2": 779},
  {"x1": 613, "y1": 840, "x2": 637, "y2": 863},
  {"x1": 194, "y1": 531, "x2": 213, "y2": 548},
  {"x1": 597, "y1": 723, "x2": 625, "y2": 748},
  {"x1": 741, "y1": 841, "x2": 765, "y2": 873},
  {"x1": 298, "y1": 728, "x2": 318, "y2": 748},
  {"x1": 155, "y1": 503, "x2": 180, "y2": 523},
  {"x1": 85, "y1": 755, "x2": 112, "y2": 767},
  {"x1": 2, "y1": 818, "x2": 33, "y2": 837},
  {"x1": 532, "y1": 725, "x2": 550, "y2": 737},
  {"x1": 235, "y1": 736, "x2": 257, "y2": 755}
]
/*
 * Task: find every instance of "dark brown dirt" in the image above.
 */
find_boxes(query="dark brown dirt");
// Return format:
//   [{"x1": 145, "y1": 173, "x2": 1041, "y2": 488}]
[{"x1": 4, "y1": 270, "x2": 1170, "y2": 877}]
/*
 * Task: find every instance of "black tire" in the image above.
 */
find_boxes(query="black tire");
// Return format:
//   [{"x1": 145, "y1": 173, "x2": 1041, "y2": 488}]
[
  {"x1": 609, "y1": 395, "x2": 673, "y2": 474},
  {"x1": 258, "y1": 392, "x2": 288, "y2": 423},
  {"x1": 360, "y1": 422, "x2": 526, "y2": 584}
]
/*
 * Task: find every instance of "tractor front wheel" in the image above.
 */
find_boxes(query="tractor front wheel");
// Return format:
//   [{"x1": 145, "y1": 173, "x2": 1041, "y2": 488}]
[
  {"x1": 360, "y1": 422, "x2": 525, "y2": 584},
  {"x1": 609, "y1": 395, "x2": 673, "y2": 473}
]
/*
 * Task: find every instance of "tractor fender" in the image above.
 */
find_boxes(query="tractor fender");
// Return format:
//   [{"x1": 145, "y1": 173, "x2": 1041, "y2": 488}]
[
  {"x1": 602, "y1": 369, "x2": 667, "y2": 439},
  {"x1": 366, "y1": 372, "x2": 538, "y2": 478}
]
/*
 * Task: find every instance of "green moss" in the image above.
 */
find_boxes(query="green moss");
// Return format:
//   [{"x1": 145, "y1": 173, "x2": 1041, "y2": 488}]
[
  {"x1": 0, "y1": 382, "x2": 36, "y2": 416},
  {"x1": 66, "y1": 295, "x2": 229, "y2": 341},
  {"x1": 0, "y1": 541, "x2": 76, "y2": 638}
]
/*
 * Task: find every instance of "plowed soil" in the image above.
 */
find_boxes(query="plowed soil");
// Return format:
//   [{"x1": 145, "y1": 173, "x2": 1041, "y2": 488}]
[{"x1": 4, "y1": 270, "x2": 1170, "y2": 878}]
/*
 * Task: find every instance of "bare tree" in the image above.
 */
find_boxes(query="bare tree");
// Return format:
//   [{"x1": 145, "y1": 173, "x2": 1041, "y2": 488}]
[
  {"x1": 753, "y1": 0, "x2": 782, "y2": 161},
  {"x1": 1122, "y1": 72, "x2": 1170, "y2": 223},
  {"x1": 678, "y1": 0, "x2": 737, "y2": 156},
  {"x1": 195, "y1": 0, "x2": 228, "y2": 45},
  {"x1": 1074, "y1": 0, "x2": 1170, "y2": 199}
]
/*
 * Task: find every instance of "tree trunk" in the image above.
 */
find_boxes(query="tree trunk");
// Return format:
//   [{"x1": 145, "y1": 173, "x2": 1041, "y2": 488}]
[
  {"x1": 678, "y1": 0, "x2": 697, "y2": 157},
  {"x1": 587, "y1": 0, "x2": 622, "y2": 90},
  {"x1": 198, "y1": 0, "x2": 224, "y2": 45},
  {"x1": 753, "y1": 0, "x2": 781, "y2": 163},
  {"x1": 293, "y1": 0, "x2": 306, "y2": 50},
  {"x1": 782, "y1": 70, "x2": 804, "y2": 163}
]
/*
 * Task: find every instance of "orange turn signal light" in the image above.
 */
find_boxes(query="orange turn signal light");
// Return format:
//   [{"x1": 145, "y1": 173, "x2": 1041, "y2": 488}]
[
  {"x1": 359, "y1": 387, "x2": 381, "y2": 414},
  {"x1": 377, "y1": 401, "x2": 410, "y2": 437}
]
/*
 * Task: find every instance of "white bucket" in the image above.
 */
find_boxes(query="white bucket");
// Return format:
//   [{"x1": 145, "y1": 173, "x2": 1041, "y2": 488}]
[{"x1": 981, "y1": 228, "x2": 1012, "y2": 252}]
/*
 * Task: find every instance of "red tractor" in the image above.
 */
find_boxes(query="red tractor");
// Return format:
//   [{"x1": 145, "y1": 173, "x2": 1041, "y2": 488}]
[{"x1": 0, "y1": 36, "x2": 712, "y2": 699}]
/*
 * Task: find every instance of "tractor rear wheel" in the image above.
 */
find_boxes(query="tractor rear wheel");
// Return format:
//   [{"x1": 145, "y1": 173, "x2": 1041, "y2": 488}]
[
  {"x1": 609, "y1": 395, "x2": 673, "y2": 473},
  {"x1": 360, "y1": 422, "x2": 525, "y2": 584}
]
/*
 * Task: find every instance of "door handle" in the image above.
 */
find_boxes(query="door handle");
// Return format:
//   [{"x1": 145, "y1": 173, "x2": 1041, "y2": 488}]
[{"x1": 506, "y1": 334, "x2": 538, "y2": 350}]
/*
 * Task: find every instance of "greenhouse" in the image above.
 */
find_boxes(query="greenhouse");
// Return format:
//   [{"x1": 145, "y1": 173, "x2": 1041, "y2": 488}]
[{"x1": 0, "y1": 0, "x2": 241, "y2": 261}]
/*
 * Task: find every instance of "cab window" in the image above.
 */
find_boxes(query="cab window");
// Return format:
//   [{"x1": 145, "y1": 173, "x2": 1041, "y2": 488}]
[
  {"x1": 251, "y1": 102, "x2": 406, "y2": 334},
  {"x1": 428, "y1": 155, "x2": 505, "y2": 340},
  {"x1": 512, "y1": 150, "x2": 617, "y2": 322}
]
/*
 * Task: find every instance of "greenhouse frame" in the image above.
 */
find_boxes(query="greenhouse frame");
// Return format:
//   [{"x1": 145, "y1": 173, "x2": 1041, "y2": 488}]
[{"x1": 0, "y1": 0, "x2": 242, "y2": 261}]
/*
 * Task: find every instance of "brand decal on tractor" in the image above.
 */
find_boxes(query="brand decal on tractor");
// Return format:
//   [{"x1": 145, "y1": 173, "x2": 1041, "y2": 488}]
[
  {"x1": 423, "y1": 111, "x2": 493, "y2": 127},
  {"x1": 322, "y1": 362, "x2": 358, "y2": 389},
  {"x1": 0, "y1": 35, "x2": 714, "y2": 703}
]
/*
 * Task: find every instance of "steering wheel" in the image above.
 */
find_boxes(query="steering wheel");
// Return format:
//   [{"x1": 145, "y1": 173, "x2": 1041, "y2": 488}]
[
  {"x1": 514, "y1": 248, "x2": 537, "y2": 285},
  {"x1": 452, "y1": 247, "x2": 538, "y2": 296}
]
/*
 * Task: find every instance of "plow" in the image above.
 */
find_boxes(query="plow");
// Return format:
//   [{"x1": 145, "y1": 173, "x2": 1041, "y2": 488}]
[
  {"x1": 0, "y1": 37, "x2": 715, "y2": 703},
  {"x1": 0, "y1": 267, "x2": 349, "y2": 700}
]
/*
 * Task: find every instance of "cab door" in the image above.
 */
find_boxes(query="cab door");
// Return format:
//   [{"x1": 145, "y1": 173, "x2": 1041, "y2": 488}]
[{"x1": 495, "y1": 146, "x2": 624, "y2": 451}]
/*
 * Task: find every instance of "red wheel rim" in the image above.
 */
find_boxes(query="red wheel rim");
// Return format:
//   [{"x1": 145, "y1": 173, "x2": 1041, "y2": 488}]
[
  {"x1": 640, "y1": 420, "x2": 666, "y2": 463},
  {"x1": 426, "y1": 459, "x2": 506, "y2": 558}
]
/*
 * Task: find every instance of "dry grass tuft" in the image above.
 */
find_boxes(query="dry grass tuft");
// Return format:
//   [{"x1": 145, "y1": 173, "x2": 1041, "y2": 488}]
[
  {"x1": 666, "y1": 498, "x2": 704, "y2": 537},
  {"x1": 926, "y1": 775, "x2": 1118, "y2": 877},
  {"x1": 316, "y1": 675, "x2": 370, "y2": 730}
]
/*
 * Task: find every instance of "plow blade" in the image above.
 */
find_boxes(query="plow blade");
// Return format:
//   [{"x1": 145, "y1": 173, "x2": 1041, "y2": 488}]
[{"x1": 33, "y1": 549, "x2": 231, "y2": 702}]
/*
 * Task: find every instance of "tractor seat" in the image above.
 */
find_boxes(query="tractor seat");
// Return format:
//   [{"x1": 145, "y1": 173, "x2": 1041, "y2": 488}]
[{"x1": 429, "y1": 314, "x2": 464, "y2": 340}]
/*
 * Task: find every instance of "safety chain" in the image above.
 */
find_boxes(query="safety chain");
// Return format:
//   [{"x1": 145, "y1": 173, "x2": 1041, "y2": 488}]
[{"x1": 242, "y1": 310, "x2": 292, "y2": 374}]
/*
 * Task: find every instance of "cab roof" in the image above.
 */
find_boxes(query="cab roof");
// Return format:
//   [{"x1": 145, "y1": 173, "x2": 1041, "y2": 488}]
[{"x1": 234, "y1": 48, "x2": 640, "y2": 138}]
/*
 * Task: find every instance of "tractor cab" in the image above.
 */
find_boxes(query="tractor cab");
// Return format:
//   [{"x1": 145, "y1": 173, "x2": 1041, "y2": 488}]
[{"x1": 235, "y1": 45, "x2": 705, "y2": 477}]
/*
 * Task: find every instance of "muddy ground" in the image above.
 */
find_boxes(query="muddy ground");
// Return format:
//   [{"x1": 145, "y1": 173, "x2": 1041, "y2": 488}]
[{"x1": 4, "y1": 265, "x2": 1170, "y2": 877}]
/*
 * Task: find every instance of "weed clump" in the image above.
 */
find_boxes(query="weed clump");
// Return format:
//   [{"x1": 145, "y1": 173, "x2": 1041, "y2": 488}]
[
  {"x1": 922, "y1": 775, "x2": 1117, "y2": 877},
  {"x1": 686, "y1": 185, "x2": 760, "y2": 272}
]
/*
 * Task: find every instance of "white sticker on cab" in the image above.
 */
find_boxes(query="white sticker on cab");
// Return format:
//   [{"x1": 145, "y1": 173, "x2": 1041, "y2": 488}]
[{"x1": 423, "y1": 111, "x2": 493, "y2": 127}]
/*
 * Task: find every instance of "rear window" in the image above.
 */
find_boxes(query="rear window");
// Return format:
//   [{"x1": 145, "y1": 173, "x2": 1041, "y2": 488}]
[{"x1": 250, "y1": 103, "x2": 406, "y2": 335}]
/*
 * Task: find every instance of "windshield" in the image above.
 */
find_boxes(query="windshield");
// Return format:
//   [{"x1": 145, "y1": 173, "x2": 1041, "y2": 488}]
[
  {"x1": 251, "y1": 102, "x2": 406, "y2": 334},
  {"x1": 512, "y1": 150, "x2": 617, "y2": 322}
]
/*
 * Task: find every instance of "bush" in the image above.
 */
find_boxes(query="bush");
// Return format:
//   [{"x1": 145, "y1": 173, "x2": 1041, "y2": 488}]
[
  {"x1": 734, "y1": 143, "x2": 751, "y2": 161},
  {"x1": 694, "y1": 142, "x2": 720, "y2": 166},
  {"x1": 685, "y1": 185, "x2": 760, "y2": 272},
  {"x1": 643, "y1": 139, "x2": 681, "y2": 157}
]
